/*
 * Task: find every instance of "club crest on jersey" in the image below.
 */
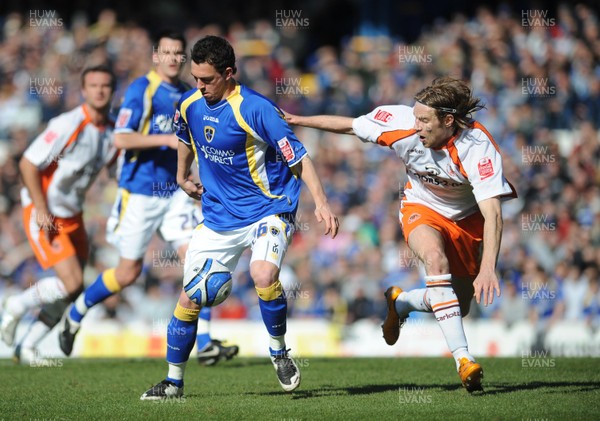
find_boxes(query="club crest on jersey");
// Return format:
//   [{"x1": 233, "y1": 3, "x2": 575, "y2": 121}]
[
  {"x1": 270, "y1": 226, "x2": 280, "y2": 237},
  {"x1": 408, "y1": 213, "x2": 421, "y2": 224},
  {"x1": 204, "y1": 126, "x2": 215, "y2": 142}
]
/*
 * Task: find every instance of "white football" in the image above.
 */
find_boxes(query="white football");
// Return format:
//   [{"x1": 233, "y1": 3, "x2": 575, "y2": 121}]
[{"x1": 183, "y1": 257, "x2": 232, "y2": 307}]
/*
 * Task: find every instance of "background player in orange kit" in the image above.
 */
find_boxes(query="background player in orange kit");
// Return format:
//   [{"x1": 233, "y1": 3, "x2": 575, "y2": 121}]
[
  {"x1": 0, "y1": 66, "x2": 118, "y2": 364},
  {"x1": 285, "y1": 76, "x2": 517, "y2": 392}
]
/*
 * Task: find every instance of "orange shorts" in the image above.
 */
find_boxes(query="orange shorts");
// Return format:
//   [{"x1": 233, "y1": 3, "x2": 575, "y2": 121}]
[
  {"x1": 400, "y1": 203, "x2": 484, "y2": 278},
  {"x1": 23, "y1": 204, "x2": 89, "y2": 270}
]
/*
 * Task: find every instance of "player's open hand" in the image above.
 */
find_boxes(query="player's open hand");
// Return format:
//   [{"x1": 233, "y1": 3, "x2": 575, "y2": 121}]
[
  {"x1": 473, "y1": 269, "x2": 501, "y2": 306},
  {"x1": 180, "y1": 179, "x2": 203, "y2": 201},
  {"x1": 314, "y1": 203, "x2": 339, "y2": 238}
]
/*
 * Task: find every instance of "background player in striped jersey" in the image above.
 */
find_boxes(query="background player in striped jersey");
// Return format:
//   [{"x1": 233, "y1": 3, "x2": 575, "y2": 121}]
[
  {"x1": 60, "y1": 31, "x2": 238, "y2": 363},
  {"x1": 140, "y1": 35, "x2": 339, "y2": 400},
  {"x1": 0, "y1": 66, "x2": 118, "y2": 364},
  {"x1": 285, "y1": 77, "x2": 517, "y2": 392}
]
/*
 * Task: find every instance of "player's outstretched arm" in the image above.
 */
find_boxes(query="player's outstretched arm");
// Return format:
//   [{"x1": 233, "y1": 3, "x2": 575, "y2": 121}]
[
  {"x1": 284, "y1": 111, "x2": 355, "y2": 135},
  {"x1": 176, "y1": 140, "x2": 202, "y2": 201},
  {"x1": 114, "y1": 132, "x2": 179, "y2": 150},
  {"x1": 295, "y1": 155, "x2": 339, "y2": 238},
  {"x1": 473, "y1": 197, "x2": 503, "y2": 306}
]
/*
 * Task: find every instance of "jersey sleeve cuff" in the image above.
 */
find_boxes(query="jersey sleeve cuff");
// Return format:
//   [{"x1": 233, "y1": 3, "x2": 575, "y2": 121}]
[
  {"x1": 114, "y1": 128, "x2": 135, "y2": 134},
  {"x1": 352, "y1": 117, "x2": 377, "y2": 143},
  {"x1": 177, "y1": 135, "x2": 191, "y2": 145},
  {"x1": 287, "y1": 151, "x2": 308, "y2": 168},
  {"x1": 474, "y1": 186, "x2": 514, "y2": 203}
]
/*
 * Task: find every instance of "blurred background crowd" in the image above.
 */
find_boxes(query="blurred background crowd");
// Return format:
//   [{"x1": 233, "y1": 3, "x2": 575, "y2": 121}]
[{"x1": 0, "y1": 2, "x2": 599, "y2": 341}]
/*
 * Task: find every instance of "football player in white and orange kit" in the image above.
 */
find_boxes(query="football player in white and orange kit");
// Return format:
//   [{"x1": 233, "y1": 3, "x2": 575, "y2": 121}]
[
  {"x1": 286, "y1": 77, "x2": 517, "y2": 392},
  {"x1": 0, "y1": 66, "x2": 118, "y2": 363}
]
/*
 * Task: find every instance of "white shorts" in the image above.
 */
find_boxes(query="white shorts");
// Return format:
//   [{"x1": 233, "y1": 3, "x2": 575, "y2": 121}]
[
  {"x1": 183, "y1": 214, "x2": 294, "y2": 275},
  {"x1": 106, "y1": 188, "x2": 202, "y2": 260}
]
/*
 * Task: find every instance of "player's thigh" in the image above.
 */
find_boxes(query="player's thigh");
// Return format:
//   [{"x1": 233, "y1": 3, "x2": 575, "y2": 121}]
[
  {"x1": 249, "y1": 214, "x2": 294, "y2": 275},
  {"x1": 183, "y1": 224, "x2": 248, "y2": 275},
  {"x1": 406, "y1": 225, "x2": 448, "y2": 270},
  {"x1": 106, "y1": 189, "x2": 169, "y2": 260},
  {"x1": 158, "y1": 189, "x2": 203, "y2": 250},
  {"x1": 401, "y1": 204, "x2": 450, "y2": 273}
]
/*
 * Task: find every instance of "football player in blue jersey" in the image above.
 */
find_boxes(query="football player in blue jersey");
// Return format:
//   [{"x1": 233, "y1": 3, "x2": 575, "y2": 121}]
[
  {"x1": 140, "y1": 35, "x2": 339, "y2": 400},
  {"x1": 60, "y1": 31, "x2": 239, "y2": 364}
]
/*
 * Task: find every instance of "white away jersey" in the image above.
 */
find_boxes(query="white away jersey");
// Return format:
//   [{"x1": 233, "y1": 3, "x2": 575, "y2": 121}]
[
  {"x1": 21, "y1": 105, "x2": 118, "y2": 218},
  {"x1": 352, "y1": 105, "x2": 516, "y2": 220}
]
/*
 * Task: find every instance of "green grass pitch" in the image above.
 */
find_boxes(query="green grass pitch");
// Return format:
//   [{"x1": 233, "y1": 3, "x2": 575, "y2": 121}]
[{"x1": 1, "y1": 357, "x2": 598, "y2": 420}]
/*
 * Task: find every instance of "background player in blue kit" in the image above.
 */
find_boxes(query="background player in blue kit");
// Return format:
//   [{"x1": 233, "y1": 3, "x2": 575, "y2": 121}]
[
  {"x1": 140, "y1": 35, "x2": 339, "y2": 400},
  {"x1": 60, "y1": 31, "x2": 238, "y2": 363}
]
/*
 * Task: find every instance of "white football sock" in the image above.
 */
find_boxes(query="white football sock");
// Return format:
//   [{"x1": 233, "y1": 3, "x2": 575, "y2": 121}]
[
  {"x1": 452, "y1": 347, "x2": 473, "y2": 370},
  {"x1": 72, "y1": 293, "x2": 89, "y2": 322},
  {"x1": 425, "y1": 274, "x2": 473, "y2": 367},
  {"x1": 167, "y1": 362, "x2": 186, "y2": 381},
  {"x1": 270, "y1": 335, "x2": 286, "y2": 352},
  {"x1": 21, "y1": 320, "x2": 51, "y2": 350},
  {"x1": 7, "y1": 277, "x2": 67, "y2": 317},
  {"x1": 394, "y1": 289, "x2": 430, "y2": 318},
  {"x1": 196, "y1": 317, "x2": 209, "y2": 335}
]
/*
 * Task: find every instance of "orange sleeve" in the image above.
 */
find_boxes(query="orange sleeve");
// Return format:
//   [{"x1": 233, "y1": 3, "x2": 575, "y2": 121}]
[{"x1": 376, "y1": 129, "x2": 417, "y2": 147}]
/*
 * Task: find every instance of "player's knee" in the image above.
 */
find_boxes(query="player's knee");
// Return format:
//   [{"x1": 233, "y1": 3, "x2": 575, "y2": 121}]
[
  {"x1": 115, "y1": 260, "x2": 143, "y2": 287},
  {"x1": 250, "y1": 261, "x2": 279, "y2": 289},
  {"x1": 177, "y1": 290, "x2": 200, "y2": 310},
  {"x1": 422, "y1": 249, "x2": 449, "y2": 274},
  {"x1": 61, "y1": 275, "x2": 84, "y2": 297}
]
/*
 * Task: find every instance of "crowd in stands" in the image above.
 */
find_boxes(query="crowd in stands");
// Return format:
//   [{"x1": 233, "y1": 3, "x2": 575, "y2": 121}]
[{"x1": 0, "y1": 3, "x2": 599, "y2": 334}]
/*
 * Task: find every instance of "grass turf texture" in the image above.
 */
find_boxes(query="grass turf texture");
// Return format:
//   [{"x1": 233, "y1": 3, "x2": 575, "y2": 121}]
[{"x1": 0, "y1": 357, "x2": 598, "y2": 420}]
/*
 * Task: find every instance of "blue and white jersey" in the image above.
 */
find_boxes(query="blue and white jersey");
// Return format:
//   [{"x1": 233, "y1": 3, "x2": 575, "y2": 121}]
[
  {"x1": 175, "y1": 84, "x2": 307, "y2": 231},
  {"x1": 115, "y1": 70, "x2": 189, "y2": 196}
]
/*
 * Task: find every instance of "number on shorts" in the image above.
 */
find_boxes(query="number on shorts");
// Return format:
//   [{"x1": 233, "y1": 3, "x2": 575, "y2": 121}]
[
  {"x1": 180, "y1": 212, "x2": 202, "y2": 230},
  {"x1": 256, "y1": 222, "x2": 267, "y2": 238}
]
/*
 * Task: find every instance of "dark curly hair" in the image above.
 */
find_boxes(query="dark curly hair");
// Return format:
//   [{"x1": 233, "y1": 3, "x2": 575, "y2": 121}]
[{"x1": 191, "y1": 35, "x2": 237, "y2": 75}]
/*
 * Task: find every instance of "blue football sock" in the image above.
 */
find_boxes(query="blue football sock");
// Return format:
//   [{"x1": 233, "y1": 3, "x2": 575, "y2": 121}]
[
  {"x1": 258, "y1": 295, "x2": 287, "y2": 337},
  {"x1": 69, "y1": 269, "x2": 121, "y2": 323},
  {"x1": 166, "y1": 304, "x2": 199, "y2": 365}
]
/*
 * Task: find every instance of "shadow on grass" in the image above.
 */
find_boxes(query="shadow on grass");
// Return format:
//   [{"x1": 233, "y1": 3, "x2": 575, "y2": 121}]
[
  {"x1": 245, "y1": 383, "x2": 460, "y2": 399},
  {"x1": 214, "y1": 359, "x2": 270, "y2": 369},
  {"x1": 482, "y1": 380, "x2": 600, "y2": 395},
  {"x1": 244, "y1": 380, "x2": 600, "y2": 399}
]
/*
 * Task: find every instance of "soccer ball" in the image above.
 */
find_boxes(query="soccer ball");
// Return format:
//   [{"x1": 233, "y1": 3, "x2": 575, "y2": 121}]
[{"x1": 183, "y1": 257, "x2": 232, "y2": 307}]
